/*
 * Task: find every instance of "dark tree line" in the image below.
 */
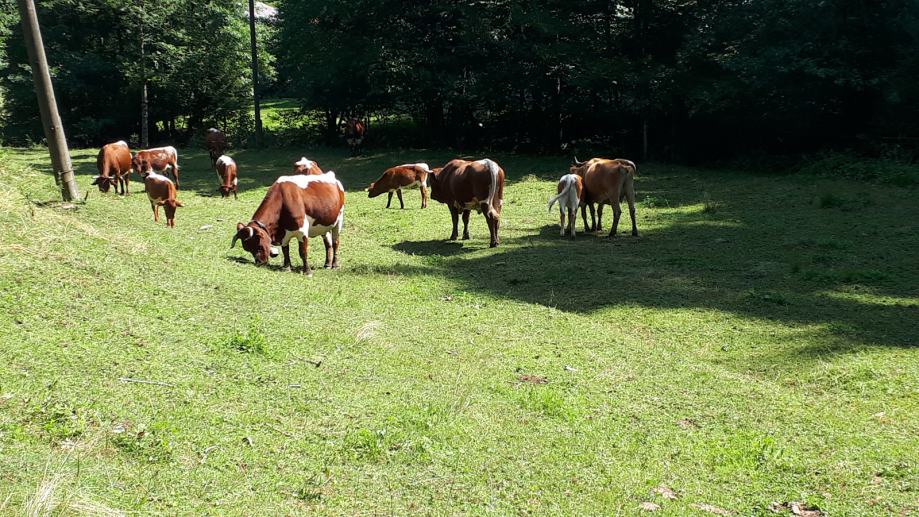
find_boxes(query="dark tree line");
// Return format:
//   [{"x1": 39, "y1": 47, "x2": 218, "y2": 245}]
[
  {"x1": 2, "y1": 1, "x2": 918, "y2": 161},
  {"x1": 278, "y1": 0, "x2": 919, "y2": 159},
  {"x1": 0, "y1": 0, "x2": 275, "y2": 146}
]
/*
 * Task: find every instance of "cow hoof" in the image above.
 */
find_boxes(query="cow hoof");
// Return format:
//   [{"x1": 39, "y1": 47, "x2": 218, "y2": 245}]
[
  {"x1": 282, "y1": 266, "x2": 292, "y2": 272},
  {"x1": 632, "y1": 231, "x2": 639, "y2": 237},
  {"x1": 303, "y1": 270, "x2": 313, "y2": 277},
  {"x1": 449, "y1": 235, "x2": 458, "y2": 241},
  {"x1": 462, "y1": 235, "x2": 470, "y2": 241},
  {"x1": 489, "y1": 242, "x2": 498, "y2": 248},
  {"x1": 323, "y1": 263, "x2": 332, "y2": 269}
]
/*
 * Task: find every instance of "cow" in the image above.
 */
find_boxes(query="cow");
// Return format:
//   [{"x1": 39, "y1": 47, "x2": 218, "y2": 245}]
[
  {"x1": 231, "y1": 171, "x2": 345, "y2": 276},
  {"x1": 341, "y1": 117, "x2": 366, "y2": 156},
  {"x1": 144, "y1": 172, "x2": 183, "y2": 227},
  {"x1": 547, "y1": 173, "x2": 584, "y2": 239},
  {"x1": 428, "y1": 159, "x2": 505, "y2": 247},
  {"x1": 205, "y1": 128, "x2": 228, "y2": 168},
  {"x1": 92, "y1": 140, "x2": 132, "y2": 195},
  {"x1": 366, "y1": 163, "x2": 431, "y2": 209},
  {"x1": 133, "y1": 146, "x2": 181, "y2": 189},
  {"x1": 215, "y1": 155, "x2": 238, "y2": 199},
  {"x1": 570, "y1": 157, "x2": 638, "y2": 238},
  {"x1": 293, "y1": 157, "x2": 323, "y2": 175}
]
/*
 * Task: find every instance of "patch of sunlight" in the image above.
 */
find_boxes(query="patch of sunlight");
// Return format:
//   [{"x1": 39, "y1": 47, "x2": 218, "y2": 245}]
[{"x1": 818, "y1": 289, "x2": 919, "y2": 308}]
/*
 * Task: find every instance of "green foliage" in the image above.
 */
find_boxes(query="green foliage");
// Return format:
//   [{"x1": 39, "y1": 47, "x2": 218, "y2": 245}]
[{"x1": 226, "y1": 316, "x2": 269, "y2": 354}]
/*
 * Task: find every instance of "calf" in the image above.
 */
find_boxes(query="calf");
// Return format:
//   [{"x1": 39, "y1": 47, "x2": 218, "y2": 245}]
[
  {"x1": 293, "y1": 157, "x2": 323, "y2": 175},
  {"x1": 215, "y1": 155, "x2": 238, "y2": 199},
  {"x1": 570, "y1": 157, "x2": 638, "y2": 238},
  {"x1": 92, "y1": 140, "x2": 132, "y2": 195},
  {"x1": 133, "y1": 146, "x2": 180, "y2": 189},
  {"x1": 144, "y1": 172, "x2": 183, "y2": 227},
  {"x1": 367, "y1": 163, "x2": 431, "y2": 209},
  {"x1": 428, "y1": 159, "x2": 505, "y2": 247},
  {"x1": 205, "y1": 128, "x2": 228, "y2": 168},
  {"x1": 231, "y1": 171, "x2": 345, "y2": 276},
  {"x1": 547, "y1": 173, "x2": 584, "y2": 238}
]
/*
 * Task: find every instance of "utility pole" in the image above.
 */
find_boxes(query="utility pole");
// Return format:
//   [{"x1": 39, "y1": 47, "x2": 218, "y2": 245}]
[
  {"x1": 16, "y1": 0, "x2": 79, "y2": 202},
  {"x1": 139, "y1": 0, "x2": 149, "y2": 147},
  {"x1": 248, "y1": 0, "x2": 263, "y2": 146}
]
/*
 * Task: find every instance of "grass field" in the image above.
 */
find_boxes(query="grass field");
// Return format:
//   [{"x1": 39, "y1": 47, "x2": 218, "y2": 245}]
[{"x1": 0, "y1": 145, "x2": 917, "y2": 515}]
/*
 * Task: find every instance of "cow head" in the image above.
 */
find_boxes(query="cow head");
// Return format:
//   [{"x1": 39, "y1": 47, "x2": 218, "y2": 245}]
[
  {"x1": 294, "y1": 157, "x2": 321, "y2": 175},
  {"x1": 570, "y1": 156, "x2": 588, "y2": 175},
  {"x1": 366, "y1": 178, "x2": 387, "y2": 198},
  {"x1": 427, "y1": 167, "x2": 444, "y2": 202},
  {"x1": 158, "y1": 199, "x2": 184, "y2": 227},
  {"x1": 232, "y1": 222, "x2": 278, "y2": 266},
  {"x1": 217, "y1": 185, "x2": 233, "y2": 198},
  {"x1": 91, "y1": 175, "x2": 114, "y2": 193},
  {"x1": 131, "y1": 155, "x2": 151, "y2": 176}
]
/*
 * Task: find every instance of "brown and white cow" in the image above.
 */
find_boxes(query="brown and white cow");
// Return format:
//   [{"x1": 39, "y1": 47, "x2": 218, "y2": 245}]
[
  {"x1": 215, "y1": 155, "x2": 238, "y2": 199},
  {"x1": 547, "y1": 173, "x2": 584, "y2": 239},
  {"x1": 205, "y1": 128, "x2": 228, "y2": 168},
  {"x1": 367, "y1": 163, "x2": 431, "y2": 209},
  {"x1": 133, "y1": 146, "x2": 180, "y2": 189},
  {"x1": 232, "y1": 172, "x2": 345, "y2": 276},
  {"x1": 293, "y1": 157, "x2": 323, "y2": 175},
  {"x1": 570, "y1": 157, "x2": 638, "y2": 238},
  {"x1": 428, "y1": 159, "x2": 505, "y2": 247},
  {"x1": 144, "y1": 172, "x2": 183, "y2": 227},
  {"x1": 341, "y1": 117, "x2": 366, "y2": 156},
  {"x1": 92, "y1": 140, "x2": 132, "y2": 195}
]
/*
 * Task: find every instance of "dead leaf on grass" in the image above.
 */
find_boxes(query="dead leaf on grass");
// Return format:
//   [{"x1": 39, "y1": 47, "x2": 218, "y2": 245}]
[
  {"x1": 678, "y1": 418, "x2": 700, "y2": 429},
  {"x1": 653, "y1": 486, "x2": 678, "y2": 500},
  {"x1": 695, "y1": 503, "x2": 732, "y2": 515},
  {"x1": 768, "y1": 502, "x2": 824, "y2": 516},
  {"x1": 640, "y1": 501, "x2": 661, "y2": 512},
  {"x1": 517, "y1": 374, "x2": 548, "y2": 385}
]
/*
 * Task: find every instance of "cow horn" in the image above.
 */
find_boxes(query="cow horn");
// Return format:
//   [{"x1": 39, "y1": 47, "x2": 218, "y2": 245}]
[
  {"x1": 573, "y1": 156, "x2": 585, "y2": 167},
  {"x1": 231, "y1": 234, "x2": 240, "y2": 249}
]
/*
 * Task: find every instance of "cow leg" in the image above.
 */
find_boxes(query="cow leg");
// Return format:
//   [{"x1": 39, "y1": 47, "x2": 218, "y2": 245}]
[
  {"x1": 420, "y1": 185, "x2": 428, "y2": 209},
  {"x1": 299, "y1": 238, "x2": 312, "y2": 276},
  {"x1": 461, "y1": 210, "x2": 471, "y2": 240},
  {"x1": 624, "y1": 180, "x2": 638, "y2": 236},
  {"x1": 581, "y1": 203, "x2": 591, "y2": 233},
  {"x1": 151, "y1": 203, "x2": 159, "y2": 223},
  {"x1": 568, "y1": 206, "x2": 577, "y2": 239},
  {"x1": 330, "y1": 226, "x2": 341, "y2": 269},
  {"x1": 597, "y1": 204, "x2": 604, "y2": 232},
  {"x1": 608, "y1": 188, "x2": 623, "y2": 238},
  {"x1": 386, "y1": 191, "x2": 393, "y2": 209},
  {"x1": 172, "y1": 164, "x2": 180, "y2": 189},
  {"x1": 559, "y1": 205, "x2": 566, "y2": 236},
  {"x1": 489, "y1": 209, "x2": 501, "y2": 247},
  {"x1": 123, "y1": 174, "x2": 130, "y2": 196},
  {"x1": 282, "y1": 244, "x2": 292, "y2": 271},
  {"x1": 322, "y1": 233, "x2": 333, "y2": 268},
  {"x1": 233, "y1": 187, "x2": 238, "y2": 200},
  {"x1": 397, "y1": 189, "x2": 404, "y2": 209},
  {"x1": 449, "y1": 207, "x2": 459, "y2": 241}
]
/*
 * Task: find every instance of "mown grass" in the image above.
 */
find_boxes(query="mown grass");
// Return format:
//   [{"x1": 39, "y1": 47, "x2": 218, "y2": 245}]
[{"x1": 0, "y1": 145, "x2": 917, "y2": 515}]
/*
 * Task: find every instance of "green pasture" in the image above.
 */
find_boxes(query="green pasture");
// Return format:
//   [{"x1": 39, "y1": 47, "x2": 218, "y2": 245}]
[{"x1": 0, "y1": 146, "x2": 916, "y2": 515}]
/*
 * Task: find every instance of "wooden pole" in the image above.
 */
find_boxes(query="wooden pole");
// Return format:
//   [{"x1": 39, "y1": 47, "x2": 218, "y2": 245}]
[
  {"x1": 248, "y1": 0, "x2": 263, "y2": 146},
  {"x1": 139, "y1": 0, "x2": 149, "y2": 148},
  {"x1": 16, "y1": 0, "x2": 79, "y2": 201}
]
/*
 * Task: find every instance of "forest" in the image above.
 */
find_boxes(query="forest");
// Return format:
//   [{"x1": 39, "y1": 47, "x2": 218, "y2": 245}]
[{"x1": 2, "y1": 0, "x2": 919, "y2": 160}]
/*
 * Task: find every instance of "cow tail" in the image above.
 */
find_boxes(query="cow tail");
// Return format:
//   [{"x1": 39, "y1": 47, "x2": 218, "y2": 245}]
[
  {"x1": 484, "y1": 159, "x2": 500, "y2": 219},
  {"x1": 547, "y1": 177, "x2": 572, "y2": 212}
]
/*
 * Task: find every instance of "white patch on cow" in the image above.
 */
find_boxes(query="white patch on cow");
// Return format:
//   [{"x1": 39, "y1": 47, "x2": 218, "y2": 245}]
[
  {"x1": 145, "y1": 171, "x2": 172, "y2": 184},
  {"x1": 295, "y1": 157, "x2": 314, "y2": 170},
  {"x1": 276, "y1": 171, "x2": 344, "y2": 192},
  {"x1": 398, "y1": 163, "x2": 430, "y2": 172},
  {"x1": 216, "y1": 155, "x2": 234, "y2": 168},
  {"x1": 233, "y1": 177, "x2": 238, "y2": 186},
  {"x1": 113, "y1": 140, "x2": 128, "y2": 148}
]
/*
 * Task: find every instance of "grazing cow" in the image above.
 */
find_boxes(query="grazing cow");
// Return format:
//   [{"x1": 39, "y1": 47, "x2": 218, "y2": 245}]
[
  {"x1": 428, "y1": 159, "x2": 505, "y2": 247},
  {"x1": 231, "y1": 171, "x2": 345, "y2": 276},
  {"x1": 144, "y1": 172, "x2": 183, "y2": 227},
  {"x1": 547, "y1": 173, "x2": 584, "y2": 239},
  {"x1": 215, "y1": 155, "x2": 238, "y2": 199},
  {"x1": 205, "y1": 128, "x2": 228, "y2": 168},
  {"x1": 293, "y1": 157, "x2": 323, "y2": 175},
  {"x1": 570, "y1": 157, "x2": 638, "y2": 238},
  {"x1": 92, "y1": 140, "x2": 132, "y2": 195},
  {"x1": 133, "y1": 146, "x2": 181, "y2": 189},
  {"x1": 367, "y1": 163, "x2": 431, "y2": 209},
  {"x1": 341, "y1": 117, "x2": 366, "y2": 156}
]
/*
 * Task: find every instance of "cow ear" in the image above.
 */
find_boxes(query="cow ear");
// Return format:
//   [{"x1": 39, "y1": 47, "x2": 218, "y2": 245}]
[
  {"x1": 174, "y1": 200, "x2": 184, "y2": 207},
  {"x1": 156, "y1": 200, "x2": 165, "y2": 206},
  {"x1": 236, "y1": 222, "x2": 245, "y2": 231}
]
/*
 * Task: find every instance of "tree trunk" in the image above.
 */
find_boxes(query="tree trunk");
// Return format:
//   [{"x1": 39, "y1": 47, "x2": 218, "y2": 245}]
[
  {"x1": 248, "y1": 0, "x2": 263, "y2": 147},
  {"x1": 140, "y1": 2, "x2": 149, "y2": 148},
  {"x1": 16, "y1": 0, "x2": 79, "y2": 202}
]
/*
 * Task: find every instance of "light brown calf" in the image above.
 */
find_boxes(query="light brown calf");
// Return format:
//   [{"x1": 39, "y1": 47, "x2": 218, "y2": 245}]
[
  {"x1": 367, "y1": 163, "x2": 431, "y2": 209},
  {"x1": 293, "y1": 157, "x2": 324, "y2": 175},
  {"x1": 570, "y1": 157, "x2": 638, "y2": 238},
  {"x1": 144, "y1": 172, "x2": 183, "y2": 227},
  {"x1": 547, "y1": 173, "x2": 584, "y2": 238}
]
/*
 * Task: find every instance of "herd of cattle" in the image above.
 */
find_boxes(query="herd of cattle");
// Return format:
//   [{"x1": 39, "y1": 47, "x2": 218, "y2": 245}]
[{"x1": 91, "y1": 128, "x2": 638, "y2": 274}]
